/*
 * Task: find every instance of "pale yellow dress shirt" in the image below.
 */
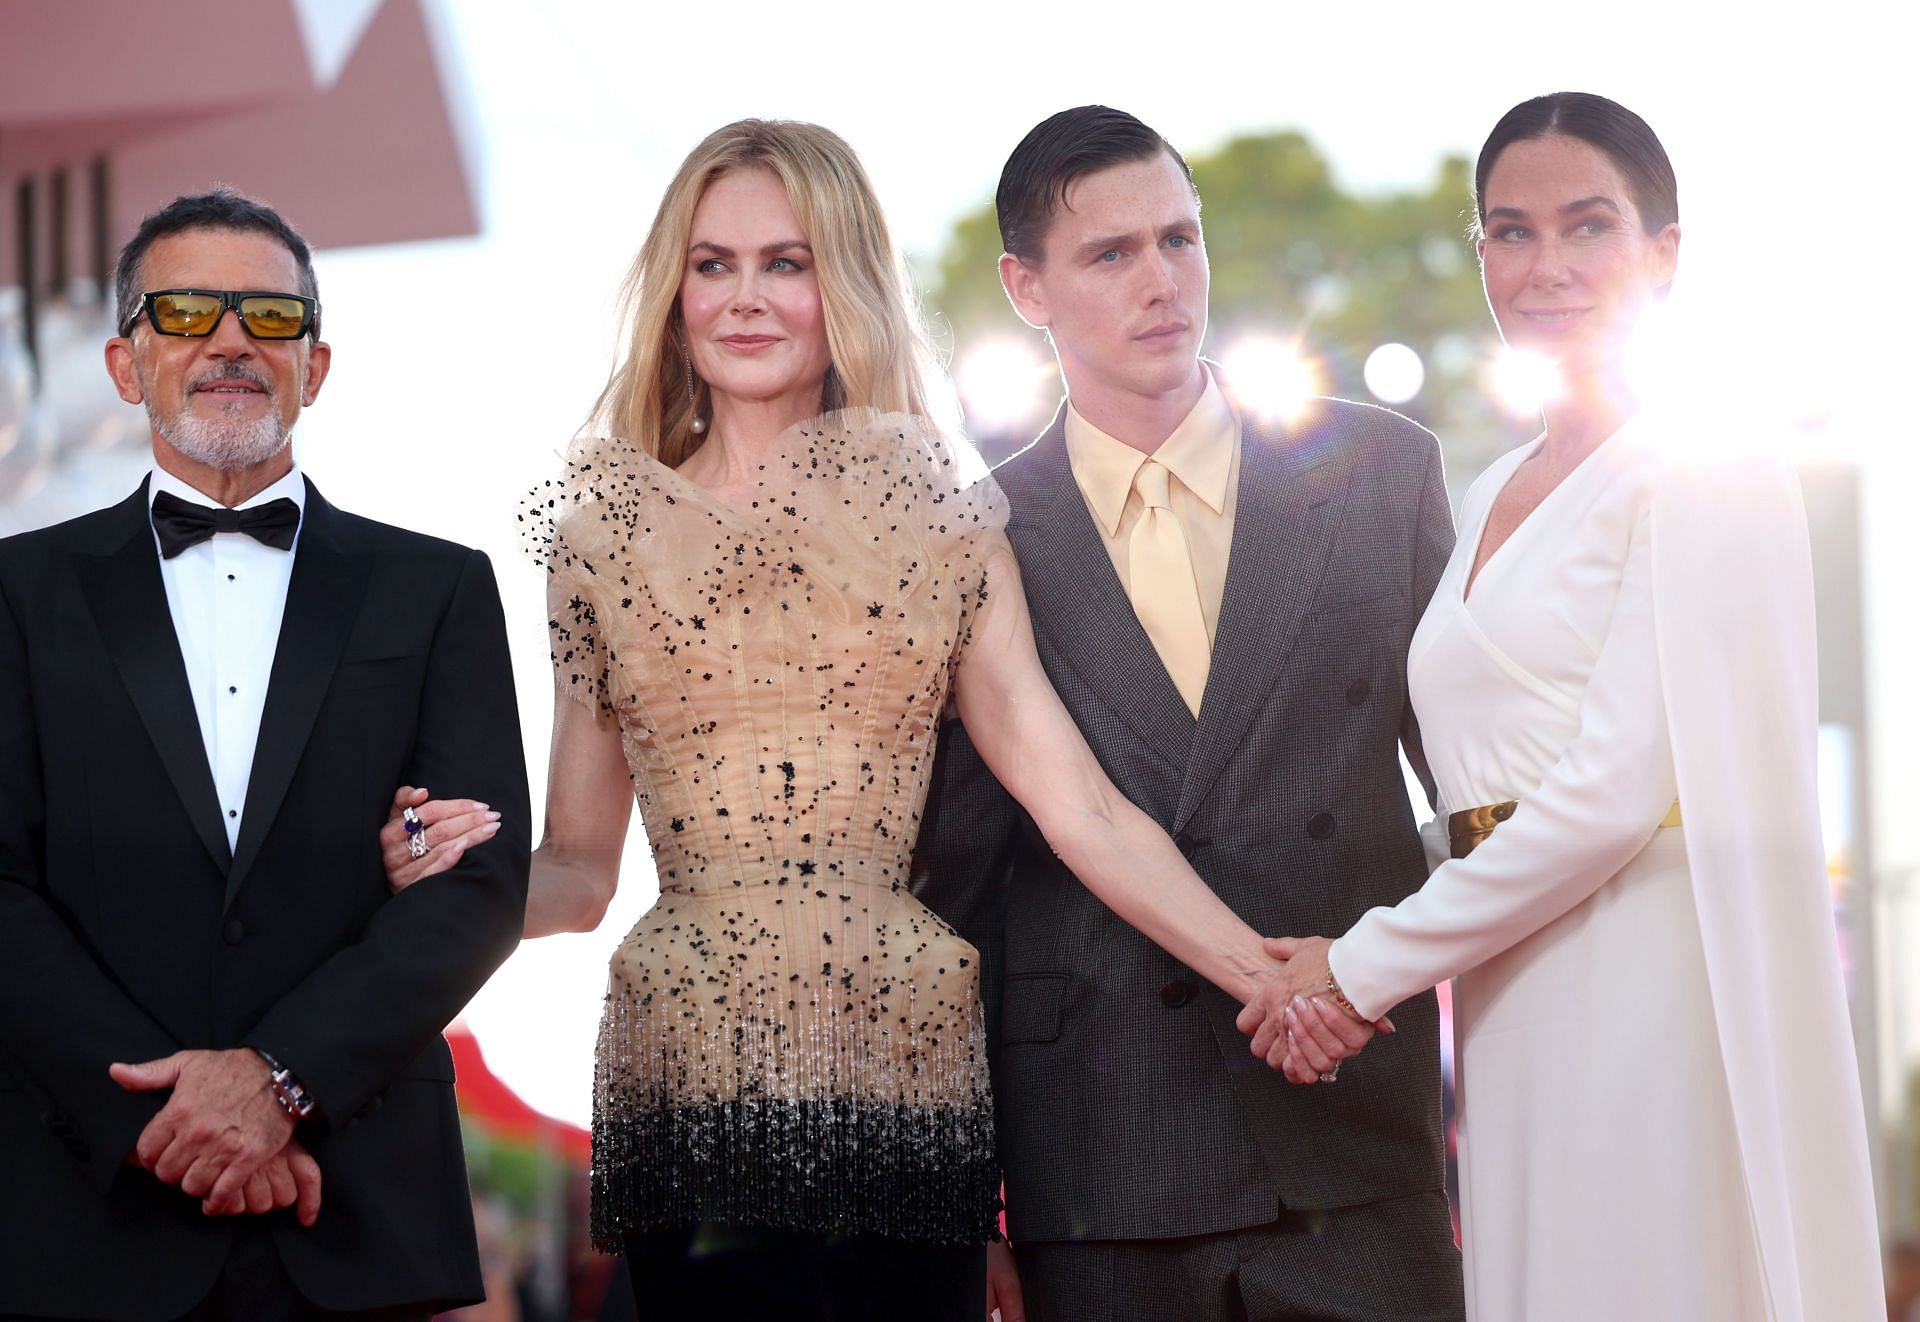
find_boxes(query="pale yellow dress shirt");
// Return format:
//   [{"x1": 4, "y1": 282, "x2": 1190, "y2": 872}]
[{"x1": 1064, "y1": 368, "x2": 1241, "y2": 713}]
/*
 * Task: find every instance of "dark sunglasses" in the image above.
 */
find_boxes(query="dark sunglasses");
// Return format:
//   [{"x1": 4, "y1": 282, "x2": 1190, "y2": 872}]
[{"x1": 122, "y1": 289, "x2": 320, "y2": 341}]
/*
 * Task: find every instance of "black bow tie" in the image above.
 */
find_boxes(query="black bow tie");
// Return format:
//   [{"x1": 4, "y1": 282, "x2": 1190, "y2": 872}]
[{"x1": 151, "y1": 489, "x2": 301, "y2": 559}]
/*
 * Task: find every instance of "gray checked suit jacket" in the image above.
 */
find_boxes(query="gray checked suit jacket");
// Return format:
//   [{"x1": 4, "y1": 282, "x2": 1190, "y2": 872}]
[{"x1": 914, "y1": 391, "x2": 1456, "y2": 1244}]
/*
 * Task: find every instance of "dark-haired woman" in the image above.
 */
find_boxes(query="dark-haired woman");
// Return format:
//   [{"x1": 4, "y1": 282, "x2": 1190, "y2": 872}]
[{"x1": 1256, "y1": 93, "x2": 1883, "y2": 1320}]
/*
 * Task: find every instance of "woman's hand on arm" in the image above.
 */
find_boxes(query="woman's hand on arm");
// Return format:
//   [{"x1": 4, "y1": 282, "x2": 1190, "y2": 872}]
[
  {"x1": 951, "y1": 542, "x2": 1281, "y2": 1013},
  {"x1": 379, "y1": 787, "x2": 501, "y2": 892},
  {"x1": 376, "y1": 691, "x2": 631, "y2": 937}
]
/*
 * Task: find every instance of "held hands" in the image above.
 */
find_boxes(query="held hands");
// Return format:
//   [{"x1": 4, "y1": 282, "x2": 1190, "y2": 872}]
[
  {"x1": 379, "y1": 785, "x2": 500, "y2": 894},
  {"x1": 1234, "y1": 937, "x2": 1391, "y2": 1084},
  {"x1": 109, "y1": 1048, "x2": 320, "y2": 1222}
]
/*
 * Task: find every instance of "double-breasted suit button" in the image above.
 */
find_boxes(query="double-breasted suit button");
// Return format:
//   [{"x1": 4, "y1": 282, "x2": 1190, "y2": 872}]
[
  {"x1": 223, "y1": 919, "x2": 246, "y2": 945},
  {"x1": 1160, "y1": 980, "x2": 1195, "y2": 1008},
  {"x1": 40, "y1": 1110, "x2": 88, "y2": 1160},
  {"x1": 1346, "y1": 678, "x2": 1370, "y2": 705},
  {"x1": 1174, "y1": 833, "x2": 1205, "y2": 862},
  {"x1": 1307, "y1": 813, "x2": 1336, "y2": 840}
]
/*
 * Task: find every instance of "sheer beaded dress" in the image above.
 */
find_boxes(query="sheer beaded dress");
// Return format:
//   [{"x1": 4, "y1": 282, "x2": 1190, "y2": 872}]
[{"x1": 526, "y1": 410, "x2": 1006, "y2": 1250}]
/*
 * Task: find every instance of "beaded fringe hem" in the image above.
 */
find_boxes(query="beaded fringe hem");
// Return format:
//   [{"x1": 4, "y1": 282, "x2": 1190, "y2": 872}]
[{"x1": 591, "y1": 1096, "x2": 1001, "y2": 1252}]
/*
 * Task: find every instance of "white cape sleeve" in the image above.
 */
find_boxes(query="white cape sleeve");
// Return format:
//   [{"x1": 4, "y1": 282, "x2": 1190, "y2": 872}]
[{"x1": 1649, "y1": 447, "x2": 1881, "y2": 1319}]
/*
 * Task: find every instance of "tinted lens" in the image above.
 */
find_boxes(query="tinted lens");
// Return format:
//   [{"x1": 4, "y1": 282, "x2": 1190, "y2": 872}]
[
  {"x1": 237, "y1": 296, "x2": 309, "y2": 339},
  {"x1": 149, "y1": 293, "x2": 224, "y2": 335}
]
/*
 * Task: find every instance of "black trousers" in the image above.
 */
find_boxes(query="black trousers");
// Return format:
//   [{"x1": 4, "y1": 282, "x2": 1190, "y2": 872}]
[
  {"x1": 1014, "y1": 1191, "x2": 1464, "y2": 1322},
  {"x1": 622, "y1": 1223, "x2": 985, "y2": 1322},
  {"x1": 2, "y1": 1223, "x2": 435, "y2": 1322}
]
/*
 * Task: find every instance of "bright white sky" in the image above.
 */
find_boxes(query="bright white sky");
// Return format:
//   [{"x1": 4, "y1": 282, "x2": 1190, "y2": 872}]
[{"x1": 291, "y1": 0, "x2": 1918, "y2": 1125}]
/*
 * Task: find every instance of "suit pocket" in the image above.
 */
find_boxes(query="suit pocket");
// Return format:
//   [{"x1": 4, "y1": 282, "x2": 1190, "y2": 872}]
[
  {"x1": 1000, "y1": 972, "x2": 1068, "y2": 1046},
  {"x1": 333, "y1": 653, "x2": 418, "y2": 692},
  {"x1": 1309, "y1": 585, "x2": 1408, "y2": 620}
]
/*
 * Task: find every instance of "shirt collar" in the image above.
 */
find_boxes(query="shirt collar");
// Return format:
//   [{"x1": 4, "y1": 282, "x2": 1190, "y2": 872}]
[
  {"x1": 1064, "y1": 366, "x2": 1239, "y2": 537},
  {"x1": 148, "y1": 462, "x2": 306, "y2": 515}
]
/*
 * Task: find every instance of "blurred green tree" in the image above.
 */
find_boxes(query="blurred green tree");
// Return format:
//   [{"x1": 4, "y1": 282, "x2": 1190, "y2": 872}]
[{"x1": 925, "y1": 130, "x2": 1531, "y2": 482}]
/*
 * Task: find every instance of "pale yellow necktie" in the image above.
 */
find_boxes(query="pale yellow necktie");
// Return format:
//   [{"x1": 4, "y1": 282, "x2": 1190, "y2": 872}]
[{"x1": 1127, "y1": 459, "x2": 1211, "y2": 716}]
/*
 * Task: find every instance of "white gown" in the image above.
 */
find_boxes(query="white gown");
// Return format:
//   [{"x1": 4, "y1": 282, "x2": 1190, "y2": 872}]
[{"x1": 1328, "y1": 416, "x2": 1883, "y2": 1321}]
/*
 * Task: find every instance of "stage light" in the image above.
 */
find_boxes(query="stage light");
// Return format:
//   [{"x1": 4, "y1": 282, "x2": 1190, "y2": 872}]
[
  {"x1": 1364, "y1": 343, "x2": 1425, "y2": 405},
  {"x1": 1488, "y1": 347, "x2": 1561, "y2": 417},
  {"x1": 1221, "y1": 337, "x2": 1320, "y2": 422},
  {"x1": 956, "y1": 340, "x2": 1051, "y2": 432}
]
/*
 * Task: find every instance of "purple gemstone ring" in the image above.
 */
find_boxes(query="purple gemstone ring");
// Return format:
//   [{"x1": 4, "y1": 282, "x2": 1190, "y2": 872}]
[{"x1": 402, "y1": 806, "x2": 429, "y2": 859}]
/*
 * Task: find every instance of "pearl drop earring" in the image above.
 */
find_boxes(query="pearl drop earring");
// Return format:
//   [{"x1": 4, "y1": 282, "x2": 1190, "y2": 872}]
[{"x1": 682, "y1": 340, "x2": 706, "y2": 434}]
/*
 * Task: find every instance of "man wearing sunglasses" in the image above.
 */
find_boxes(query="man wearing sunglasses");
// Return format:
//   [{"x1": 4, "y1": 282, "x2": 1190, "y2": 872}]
[{"x1": 0, "y1": 190, "x2": 530, "y2": 1320}]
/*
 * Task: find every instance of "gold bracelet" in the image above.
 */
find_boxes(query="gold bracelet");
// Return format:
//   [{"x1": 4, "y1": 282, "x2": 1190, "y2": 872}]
[{"x1": 1324, "y1": 969, "x2": 1359, "y2": 1019}]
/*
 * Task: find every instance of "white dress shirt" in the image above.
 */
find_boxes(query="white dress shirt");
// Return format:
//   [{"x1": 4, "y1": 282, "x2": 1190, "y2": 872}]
[{"x1": 148, "y1": 464, "x2": 305, "y2": 851}]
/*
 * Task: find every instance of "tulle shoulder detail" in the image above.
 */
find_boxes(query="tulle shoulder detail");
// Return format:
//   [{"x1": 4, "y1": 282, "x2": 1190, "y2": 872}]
[
  {"x1": 523, "y1": 412, "x2": 1008, "y2": 725},
  {"x1": 521, "y1": 410, "x2": 1005, "y2": 599},
  {"x1": 518, "y1": 432, "x2": 651, "y2": 575},
  {"x1": 772, "y1": 406, "x2": 1008, "y2": 550}
]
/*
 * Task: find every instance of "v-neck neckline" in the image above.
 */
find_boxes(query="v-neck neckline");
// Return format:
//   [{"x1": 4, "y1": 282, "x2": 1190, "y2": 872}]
[{"x1": 1461, "y1": 421, "x2": 1630, "y2": 606}]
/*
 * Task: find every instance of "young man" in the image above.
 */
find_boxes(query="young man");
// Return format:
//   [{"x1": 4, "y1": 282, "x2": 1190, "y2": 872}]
[
  {"x1": 0, "y1": 190, "x2": 529, "y2": 1320},
  {"x1": 916, "y1": 107, "x2": 1465, "y2": 1321}
]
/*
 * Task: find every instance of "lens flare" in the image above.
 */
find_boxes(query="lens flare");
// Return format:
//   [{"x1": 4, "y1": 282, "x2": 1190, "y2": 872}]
[
  {"x1": 1488, "y1": 347, "x2": 1561, "y2": 417},
  {"x1": 1364, "y1": 343, "x2": 1425, "y2": 405},
  {"x1": 956, "y1": 340, "x2": 1052, "y2": 433},
  {"x1": 1221, "y1": 337, "x2": 1321, "y2": 422}
]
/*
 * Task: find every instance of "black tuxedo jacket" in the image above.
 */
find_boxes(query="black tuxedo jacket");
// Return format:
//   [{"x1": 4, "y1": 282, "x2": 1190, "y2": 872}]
[
  {"x1": 916, "y1": 396, "x2": 1456, "y2": 1245},
  {"x1": 0, "y1": 479, "x2": 530, "y2": 1319}
]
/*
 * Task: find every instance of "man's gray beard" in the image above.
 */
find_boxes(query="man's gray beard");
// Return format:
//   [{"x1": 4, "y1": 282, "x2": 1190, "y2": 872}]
[{"x1": 149, "y1": 400, "x2": 292, "y2": 472}]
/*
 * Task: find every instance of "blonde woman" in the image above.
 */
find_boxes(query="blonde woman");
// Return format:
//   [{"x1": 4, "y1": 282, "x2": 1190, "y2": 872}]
[{"x1": 383, "y1": 120, "x2": 1293, "y2": 1318}]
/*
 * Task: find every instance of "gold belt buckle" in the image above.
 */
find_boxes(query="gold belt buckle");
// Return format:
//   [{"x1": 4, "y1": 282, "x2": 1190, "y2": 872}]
[
  {"x1": 1447, "y1": 800, "x2": 1516, "y2": 860},
  {"x1": 1448, "y1": 799, "x2": 1681, "y2": 859}
]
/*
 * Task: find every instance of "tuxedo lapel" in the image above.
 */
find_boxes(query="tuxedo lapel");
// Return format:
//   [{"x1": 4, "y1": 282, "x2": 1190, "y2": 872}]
[
  {"x1": 1173, "y1": 417, "x2": 1351, "y2": 833},
  {"x1": 74, "y1": 482, "x2": 233, "y2": 872},
  {"x1": 225, "y1": 482, "x2": 369, "y2": 907},
  {"x1": 1005, "y1": 415, "x2": 1194, "y2": 777}
]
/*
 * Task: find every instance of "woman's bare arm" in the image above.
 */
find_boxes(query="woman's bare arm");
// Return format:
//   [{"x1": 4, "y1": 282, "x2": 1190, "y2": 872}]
[{"x1": 951, "y1": 541, "x2": 1279, "y2": 1008}]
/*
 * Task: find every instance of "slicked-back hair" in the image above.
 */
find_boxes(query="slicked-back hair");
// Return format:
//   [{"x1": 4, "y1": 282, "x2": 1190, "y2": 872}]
[
  {"x1": 115, "y1": 188, "x2": 321, "y2": 338},
  {"x1": 996, "y1": 106, "x2": 1195, "y2": 264},
  {"x1": 1473, "y1": 92, "x2": 1678, "y2": 238}
]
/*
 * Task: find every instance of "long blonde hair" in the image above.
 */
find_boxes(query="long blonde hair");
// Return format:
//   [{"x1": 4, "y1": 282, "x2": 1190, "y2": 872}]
[{"x1": 591, "y1": 119, "x2": 942, "y2": 468}]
